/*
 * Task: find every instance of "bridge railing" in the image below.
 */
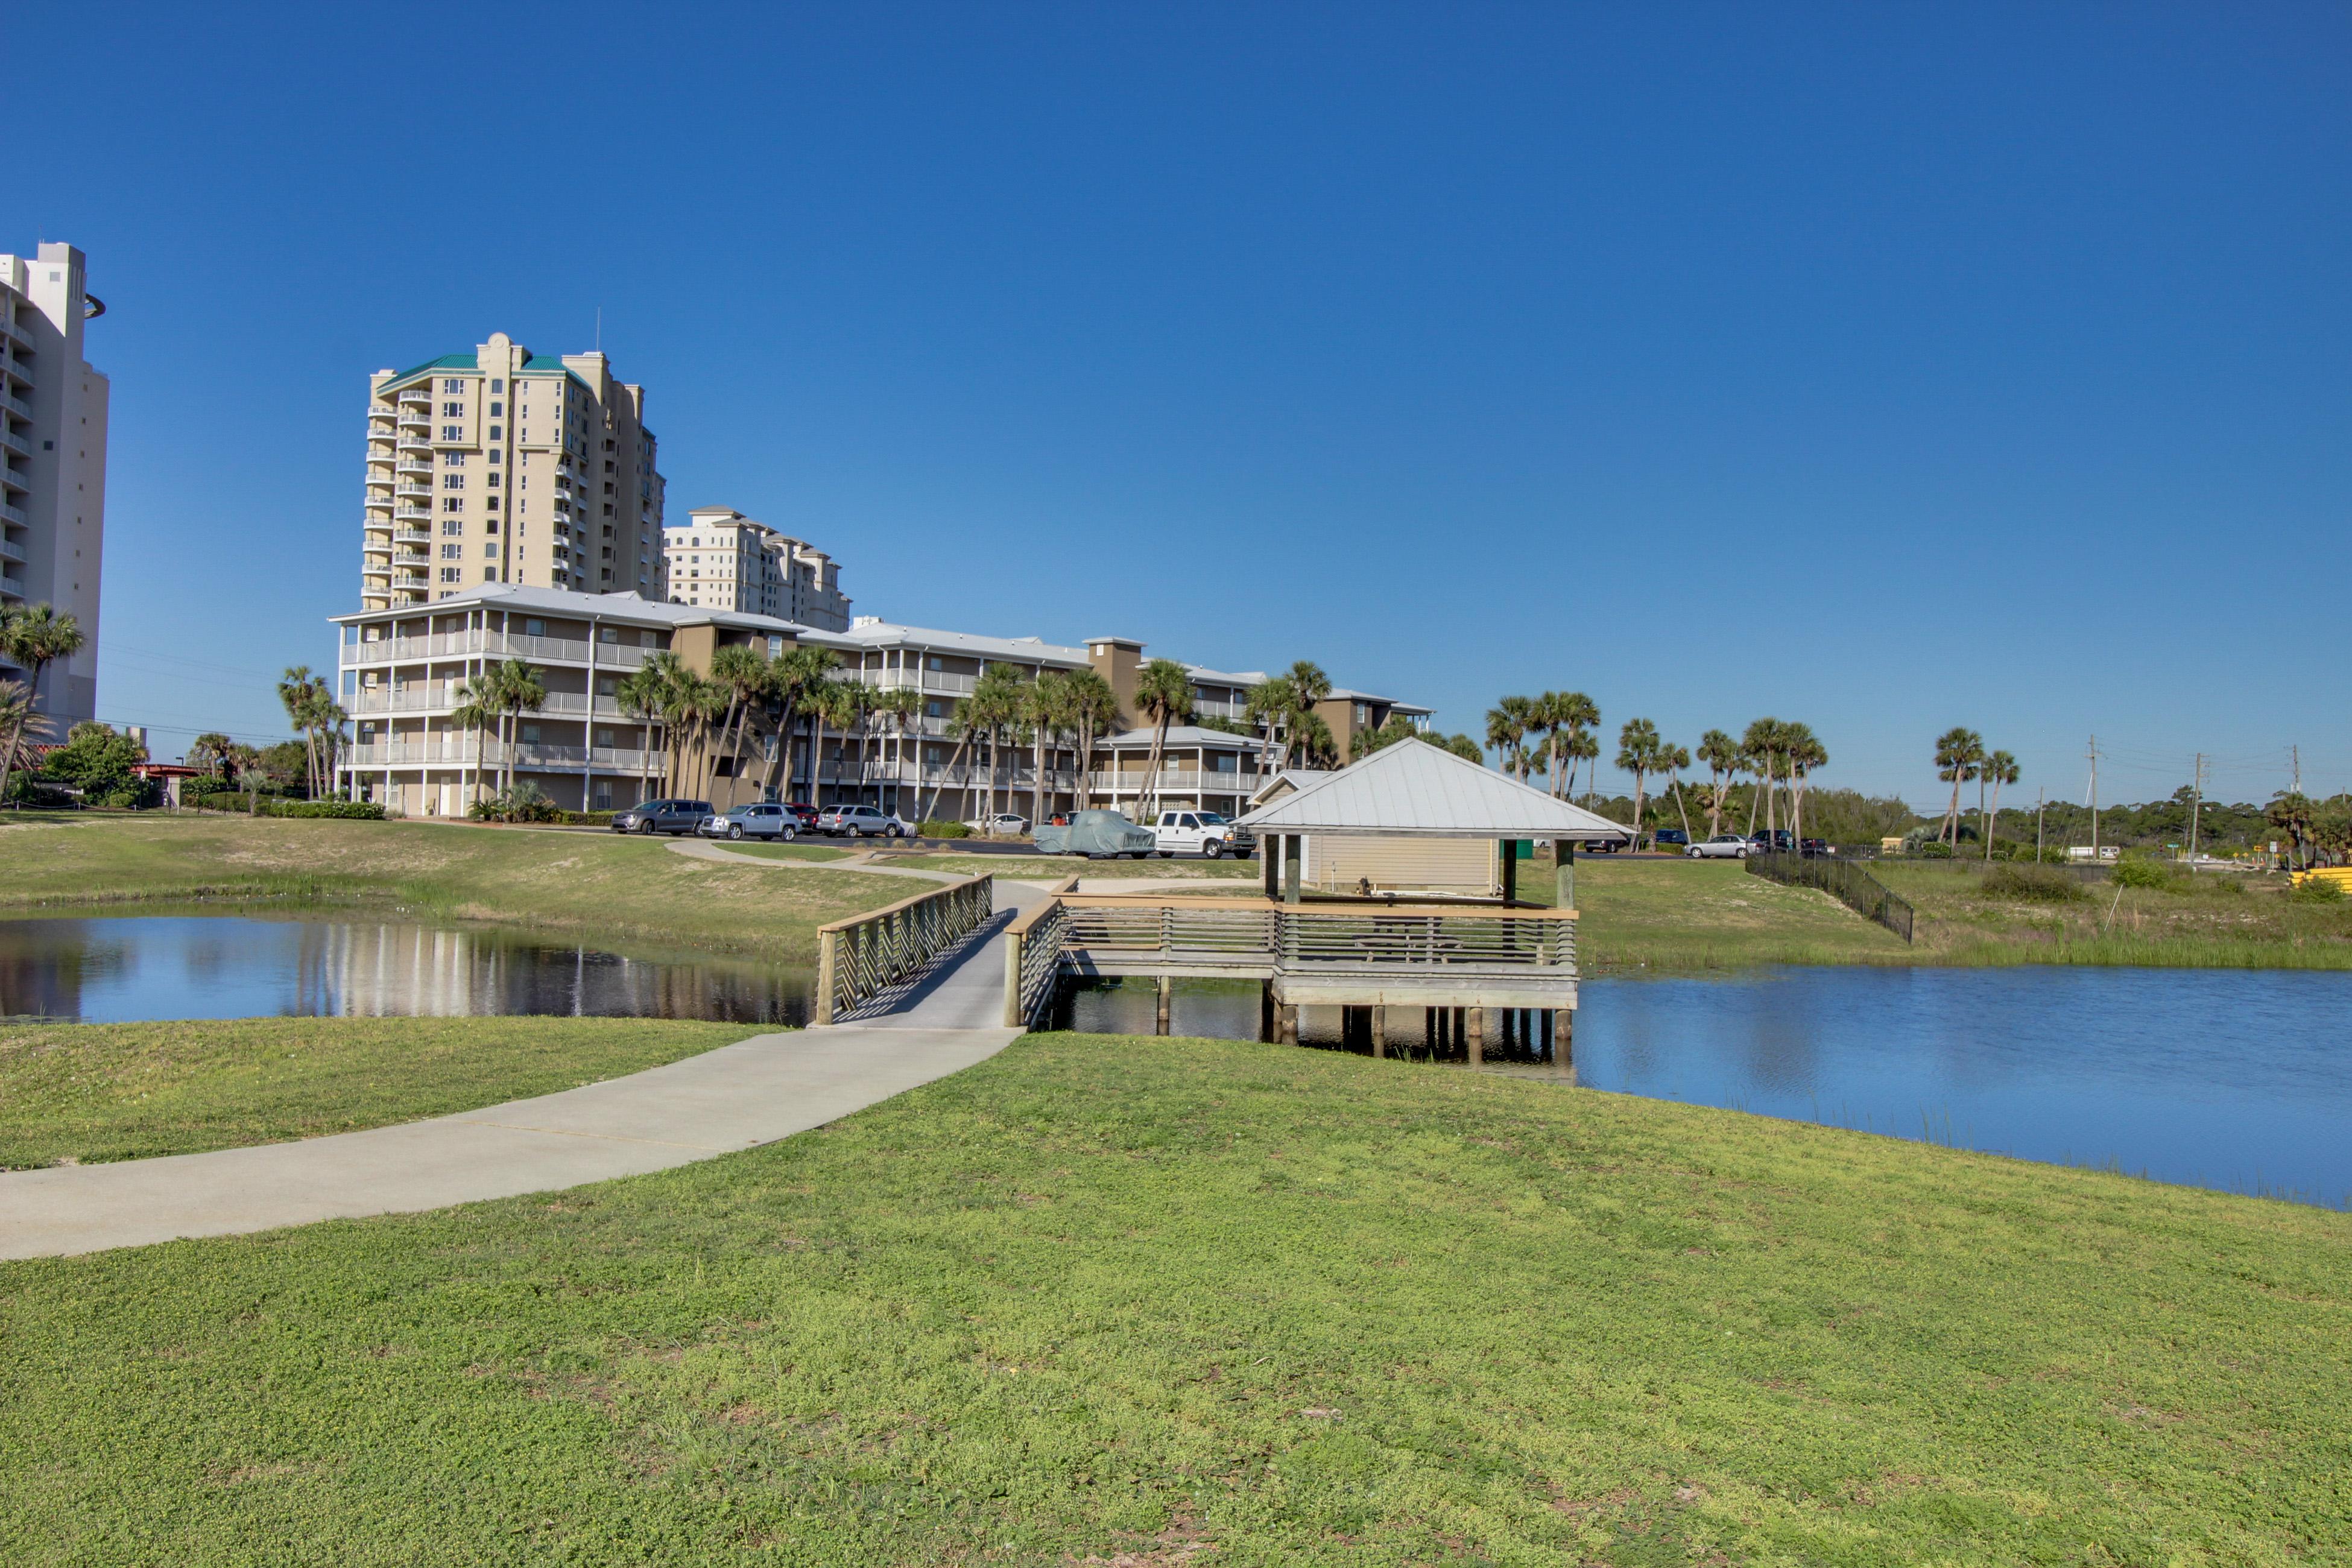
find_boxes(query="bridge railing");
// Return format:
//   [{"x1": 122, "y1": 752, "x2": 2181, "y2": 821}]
[{"x1": 814, "y1": 874, "x2": 994, "y2": 1024}]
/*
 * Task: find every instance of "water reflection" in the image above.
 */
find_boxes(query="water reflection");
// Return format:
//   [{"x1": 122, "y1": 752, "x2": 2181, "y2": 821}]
[
  {"x1": 0, "y1": 917, "x2": 811, "y2": 1026},
  {"x1": 1064, "y1": 967, "x2": 2352, "y2": 1209}
]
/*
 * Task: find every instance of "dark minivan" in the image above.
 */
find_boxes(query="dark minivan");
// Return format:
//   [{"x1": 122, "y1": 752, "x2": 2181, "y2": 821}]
[{"x1": 611, "y1": 798, "x2": 713, "y2": 836}]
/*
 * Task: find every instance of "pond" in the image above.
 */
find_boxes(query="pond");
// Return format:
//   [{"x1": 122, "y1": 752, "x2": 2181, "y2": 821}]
[
  {"x1": 0, "y1": 916, "x2": 813, "y2": 1028},
  {"x1": 1061, "y1": 966, "x2": 2352, "y2": 1209}
]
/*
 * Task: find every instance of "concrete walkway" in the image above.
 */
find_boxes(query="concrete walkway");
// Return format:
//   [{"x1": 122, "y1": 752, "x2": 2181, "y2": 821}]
[{"x1": 0, "y1": 861, "x2": 1048, "y2": 1262}]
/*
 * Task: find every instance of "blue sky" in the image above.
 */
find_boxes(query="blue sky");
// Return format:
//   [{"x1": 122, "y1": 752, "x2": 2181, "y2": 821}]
[{"x1": 11, "y1": 3, "x2": 2347, "y2": 807}]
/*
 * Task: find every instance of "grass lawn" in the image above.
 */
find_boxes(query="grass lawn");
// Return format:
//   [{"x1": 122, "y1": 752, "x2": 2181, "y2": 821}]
[
  {"x1": 0, "y1": 1017, "x2": 751, "y2": 1168},
  {"x1": 1, "y1": 1032, "x2": 2342, "y2": 1564},
  {"x1": 0, "y1": 815, "x2": 904, "y2": 964},
  {"x1": 1541, "y1": 859, "x2": 2352, "y2": 973}
]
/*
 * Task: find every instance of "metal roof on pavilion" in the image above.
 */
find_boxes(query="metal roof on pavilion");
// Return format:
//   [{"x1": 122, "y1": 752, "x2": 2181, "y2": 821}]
[{"x1": 1233, "y1": 737, "x2": 1631, "y2": 839}]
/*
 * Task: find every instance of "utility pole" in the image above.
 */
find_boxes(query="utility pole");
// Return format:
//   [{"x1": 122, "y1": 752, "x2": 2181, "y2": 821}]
[
  {"x1": 2086, "y1": 735, "x2": 2101, "y2": 861},
  {"x1": 2187, "y1": 753, "x2": 2207, "y2": 865},
  {"x1": 2292, "y1": 744, "x2": 2301, "y2": 795}
]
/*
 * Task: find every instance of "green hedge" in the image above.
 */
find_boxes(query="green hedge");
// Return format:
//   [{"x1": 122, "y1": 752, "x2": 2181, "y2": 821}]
[
  {"x1": 917, "y1": 820, "x2": 971, "y2": 838},
  {"x1": 192, "y1": 795, "x2": 384, "y2": 821}
]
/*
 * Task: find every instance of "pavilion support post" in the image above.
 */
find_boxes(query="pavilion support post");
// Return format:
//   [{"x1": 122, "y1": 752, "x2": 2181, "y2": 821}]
[
  {"x1": 1263, "y1": 836, "x2": 1280, "y2": 899},
  {"x1": 1500, "y1": 840, "x2": 1517, "y2": 903},
  {"x1": 1467, "y1": 1007, "x2": 1484, "y2": 1065},
  {"x1": 1283, "y1": 834, "x2": 1303, "y2": 905},
  {"x1": 1260, "y1": 981, "x2": 1275, "y2": 1042},
  {"x1": 1155, "y1": 973, "x2": 1172, "y2": 1035},
  {"x1": 1371, "y1": 1004, "x2": 1386, "y2": 1059},
  {"x1": 1554, "y1": 839, "x2": 1575, "y2": 912}
]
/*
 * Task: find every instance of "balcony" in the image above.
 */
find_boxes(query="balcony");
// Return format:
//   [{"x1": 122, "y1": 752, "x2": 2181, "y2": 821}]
[
  {"x1": 345, "y1": 739, "x2": 655, "y2": 773},
  {"x1": 0, "y1": 502, "x2": 27, "y2": 526},
  {"x1": 397, "y1": 408, "x2": 431, "y2": 429},
  {"x1": 0, "y1": 389, "x2": 30, "y2": 420},
  {"x1": 395, "y1": 482, "x2": 431, "y2": 500},
  {"x1": 0, "y1": 317, "x2": 30, "y2": 350},
  {"x1": 393, "y1": 506, "x2": 431, "y2": 522},
  {"x1": 0, "y1": 536, "x2": 23, "y2": 564},
  {"x1": 397, "y1": 434, "x2": 430, "y2": 454},
  {"x1": 396, "y1": 458, "x2": 431, "y2": 477},
  {"x1": 0, "y1": 427, "x2": 28, "y2": 459},
  {"x1": 394, "y1": 527, "x2": 430, "y2": 545}
]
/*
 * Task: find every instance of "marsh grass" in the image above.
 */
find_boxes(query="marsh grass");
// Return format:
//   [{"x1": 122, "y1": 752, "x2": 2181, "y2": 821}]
[
  {"x1": 0, "y1": 1016, "x2": 748, "y2": 1167},
  {"x1": 2, "y1": 1032, "x2": 2344, "y2": 1563}
]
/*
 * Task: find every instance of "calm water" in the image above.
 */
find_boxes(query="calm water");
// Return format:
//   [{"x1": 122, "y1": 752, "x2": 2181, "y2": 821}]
[
  {"x1": 0, "y1": 916, "x2": 813, "y2": 1027},
  {"x1": 1064, "y1": 967, "x2": 2352, "y2": 1207}
]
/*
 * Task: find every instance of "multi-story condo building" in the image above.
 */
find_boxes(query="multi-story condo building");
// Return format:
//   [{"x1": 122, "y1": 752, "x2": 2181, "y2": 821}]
[
  {"x1": 360, "y1": 333, "x2": 664, "y2": 610},
  {"x1": 333, "y1": 583, "x2": 1427, "y2": 822},
  {"x1": 660, "y1": 506, "x2": 850, "y2": 629},
  {"x1": 0, "y1": 242, "x2": 108, "y2": 724}
]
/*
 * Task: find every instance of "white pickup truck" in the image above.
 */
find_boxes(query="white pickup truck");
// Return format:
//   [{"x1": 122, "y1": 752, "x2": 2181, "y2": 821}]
[{"x1": 1151, "y1": 809, "x2": 1254, "y2": 859}]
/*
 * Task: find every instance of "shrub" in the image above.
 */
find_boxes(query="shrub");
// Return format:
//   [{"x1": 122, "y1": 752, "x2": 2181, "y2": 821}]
[
  {"x1": 918, "y1": 820, "x2": 971, "y2": 838},
  {"x1": 1980, "y1": 864, "x2": 2088, "y2": 902},
  {"x1": 269, "y1": 800, "x2": 386, "y2": 820},
  {"x1": 556, "y1": 809, "x2": 618, "y2": 826},
  {"x1": 2289, "y1": 875, "x2": 2347, "y2": 904},
  {"x1": 469, "y1": 783, "x2": 559, "y2": 824},
  {"x1": 1913, "y1": 841, "x2": 1954, "y2": 860},
  {"x1": 2113, "y1": 856, "x2": 2175, "y2": 891}
]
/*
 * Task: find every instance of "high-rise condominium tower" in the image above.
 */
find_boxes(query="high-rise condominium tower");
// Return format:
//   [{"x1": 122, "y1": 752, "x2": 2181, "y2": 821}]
[
  {"x1": 361, "y1": 332, "x2": 665, "y2": 609},
  {"x1": 659, "y1": 506, "x2": 852, "y2": 629},
  {"x1": 0, "y1": 242, "x2": 109, "y2": 724}
]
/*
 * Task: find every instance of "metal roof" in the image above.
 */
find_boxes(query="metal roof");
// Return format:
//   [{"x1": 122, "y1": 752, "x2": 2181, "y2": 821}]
[
  {"x1": 831, "y1": 621, "x2": 1092, "y2": 665},
  {"x1": 1098, "y1": 725, "x2": 1269, "y2": 751},
  {"x1": 1234, "y1": 738, "x2": 1632, "y2": 839}
]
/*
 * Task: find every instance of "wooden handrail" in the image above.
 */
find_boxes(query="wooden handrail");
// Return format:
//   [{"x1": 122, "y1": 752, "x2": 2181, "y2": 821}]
[
  {"x1": 815, "y1": 872, "x2": 991, "y2": 934},
  {"x1": 1054, "y1": 893, "x2": 1578, "y2": 920}
]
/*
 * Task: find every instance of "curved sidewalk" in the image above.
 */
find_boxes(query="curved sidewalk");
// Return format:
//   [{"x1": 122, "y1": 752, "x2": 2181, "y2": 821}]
[{"x1": 0, "y1": 870, "x2": 1048, "y2": 1262}]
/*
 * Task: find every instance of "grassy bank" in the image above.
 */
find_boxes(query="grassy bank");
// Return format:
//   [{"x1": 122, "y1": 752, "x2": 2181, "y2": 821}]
[
  {"x1": 891, "y1": 850, "x2": 1260, "y2": 879},
  {"x1": 1552, "y1": 859, "x2": 2352, "y2": 973},
  {"x1": 0, "y1": 815, "x2": 903, "y2": 964},
  {"x1": 0, "y1": 1017, "x2": 750, "y2": 1168},
  {"x1": 2, "y1": 1032, "x2": 2343, "y2": 1563}
]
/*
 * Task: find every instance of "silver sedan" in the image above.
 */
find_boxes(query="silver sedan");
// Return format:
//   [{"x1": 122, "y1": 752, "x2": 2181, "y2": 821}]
[{"x1": 1686, "y1": 832, "x2": 1750, "y2": 859}]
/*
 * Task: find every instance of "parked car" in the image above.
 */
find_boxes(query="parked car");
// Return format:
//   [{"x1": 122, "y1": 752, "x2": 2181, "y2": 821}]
[
  {"x1": 1686, "y1": 832, "x2": 1750, "y2": 859},
  {"x1": 1151, "y1": 809, "x2": 1255, "y2": 859},
  {"x1": 610, "y1": 798, "x2": 713, "y2": 836},
  {"x1": 1748, "y1": 829, "x2": 1794, "y2": 854},
  {"x1": 1800, "y1": 837, "x2": 1832, "y2": 858},
  {"x1": 698, "y1": 803, "x2": 798, "y2": 842},
  {"x1": 1034, "y1": 809, "x2": 1159, "y2": 859},
  {"x1": 964, "y1": 812, "x2": 1029, "y2": 836},
  {"x1": 814, "y1": 804, "x2": 912, "y2": 838},
  {"x1": 780, "y1": 801, "x2": 820, "y2": 830},
  {"x1": 1653, "y1": 828, "x2": 1690, "y2": 849},
  {"x1": 1580, "y1": 838, "x2": 1622, "y2": 854}
]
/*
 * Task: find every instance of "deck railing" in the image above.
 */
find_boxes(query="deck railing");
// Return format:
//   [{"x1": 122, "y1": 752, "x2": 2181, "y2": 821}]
[
  {"x1": 1004, "y1": 888, "x2": 1576, "y2": 1022},
  {"x1": 814, "y1": 874, "x2": 994, "y2": 1024}
]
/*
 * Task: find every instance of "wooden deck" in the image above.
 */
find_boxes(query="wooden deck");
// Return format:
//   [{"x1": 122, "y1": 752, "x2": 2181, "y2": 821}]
[{"x1": 1004, "y1": 888, "x2": 1578, "y2": 1027}]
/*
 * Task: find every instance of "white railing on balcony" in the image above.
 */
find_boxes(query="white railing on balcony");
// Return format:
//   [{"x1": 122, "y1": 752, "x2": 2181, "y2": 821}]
[
  {"x1": 342, "y1": 630, "x2": 659, "y2": 671},
  {"x1": 1083, "y1": 770, "x2": 1251, "y2": 795},
  {"x1": 0, "y1": 536, "x2": 24, "y2": 565},
  {"x1": 0, "y1": 428, "x2": 29, "y2": 458},
  {"x1": 346, "y1": 740, "x2": 656, "y2": 772},
  {"x1": 0, "y1": 502, "x2": 25, "y2": 526},
  {"x1": 0, "y1": 389, "x2": 33, "y2": 419}
]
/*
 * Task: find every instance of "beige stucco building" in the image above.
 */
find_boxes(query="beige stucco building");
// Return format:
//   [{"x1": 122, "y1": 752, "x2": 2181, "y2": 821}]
[
  {"x1": 360, "y1": 334, "x2": 665, "y2": 611},
  {"x1": 660, "y1": 506, "x2": 849, "y2": 629},
  {"x1": 0, "y1": 242, "x2": 108, "y2": 724}
]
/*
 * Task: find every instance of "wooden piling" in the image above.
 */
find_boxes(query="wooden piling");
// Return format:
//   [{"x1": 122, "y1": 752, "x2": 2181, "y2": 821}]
[
  {"x1": 1553, "y1": 1008, "x2": 1575, "y2": 1068},
  {"x1": 1155, "y1": 973, "x2": 1172, "y2": 1035},
  {"x1": 1467, "y1": 1007, "x2": 1484, "y2": 1066},
  {"x1": 1371, "y1": 1004, "x2": 1386, "y2": 1058}
]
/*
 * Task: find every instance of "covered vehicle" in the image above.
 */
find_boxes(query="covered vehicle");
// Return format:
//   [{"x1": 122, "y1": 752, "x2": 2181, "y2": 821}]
[{"x1": 1034, "y1": 808, "x2": 1158, "y2": 859}]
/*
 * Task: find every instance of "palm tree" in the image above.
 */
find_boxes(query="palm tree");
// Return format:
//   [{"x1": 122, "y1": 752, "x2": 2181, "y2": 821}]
[
  {"x1": 1658, "y1": 739, "x2": 1695, "y2": 842},
  {"x1": 1288, "y1": 710, "x2": 1338, "y2": 769},
  {"x1": 188, "y1": 732, "x2": 237, "y2": 780},
  {"x1": 868, "y1": 685, "x2": 920, "y2": 817},
  {"x1": 756, "y1": 645, "x2": 841, "y2": 801},
  {"x1": 1286, "y1": 660, "x2": 1332, "y2": 719},
  {"x1": 1535, "y1": 691, "x2": 1598, "y2": 799},
  {"x1": 613, "y1": 666, "x2": 666, "y2": 800},
  {"x1": 1063, "y1": 668, "x2": 1119, "y2": 809},
  {"x1": 1696, "y1": 728, "x2": 1740, "y2": 838},
  {"x1": 707, "y1": 643, "x2": 771, "y2": 797},
  {"x1": 1742, "y1": 718, "x2": 1785, "y2": 836},
  {"x1": 1442, "y1": 733, "x2": 1485, "y2": 763},
  {"x1": 1244, "y1": 676, "x2": 1296, "y2": 761},
  {"x1": 490, "y1": 659, "x2": 548, "y2": 796},
  {"x1": 1785, "y1": 725, "x2": 1826, "y2": 842},
  {"x1": 0, "y1": 603, "x2": 86, "y2": 732},
  {"x1": 955, "y1": 665, "x2": 1028, "y2": 821},
  {"x1": 277, "y1": 665, "x2": 321, "y2": 797},
  {"x1": 1485, "y1": 698, "x2": 1531, "y2": 781},
  {"x1": 1616, "y1": 718, "x2": 1663, "y2": 849},
  {"x1": 449, "y1": 670, "x2": 502, "y2": 805},
  {"x1": 0, "y1": 679, "x2": 51, "y2": 807},
  {"x1": 1981, "y1": 749, "x2": 2018, "y2": 861},
  {"x1": 811, "y1": 678, "x2": 870, "y2": 807},
  {"x1": 1132, "y1": 658, "x2": 1195, "y2": 823},
  {"x1": 1023, "y1": 671, "x2": 1073, "y2": 827},
  {"x1": 1933, "y1": 727, "x2": 1984, "y2": 847}
]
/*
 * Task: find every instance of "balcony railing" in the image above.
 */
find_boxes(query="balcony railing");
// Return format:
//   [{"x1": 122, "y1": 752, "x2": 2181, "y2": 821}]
[
  {"x1": 0, "y1": 389, "x2": 31, "y2": 420},
  {"x1": 1083, "y1": 770, "x2": 1251, "y2": 795},
  {"x1": 346, "y1": 740, "x2": 657, "y2": 772},
  {"x1": 342, "y1": 630, "x2": 658, "y2": 671},
  {"x1": 0, "y1": 536, "x2": 23, "y2": 564},
  {"x1": 0, "y1": 428, "x2": 28, "y2": 458}
]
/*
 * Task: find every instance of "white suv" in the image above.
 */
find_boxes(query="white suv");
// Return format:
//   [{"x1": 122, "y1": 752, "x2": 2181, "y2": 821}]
[{"x1": 1152, "y1": 810, "x2": 1254, "y2": 859}]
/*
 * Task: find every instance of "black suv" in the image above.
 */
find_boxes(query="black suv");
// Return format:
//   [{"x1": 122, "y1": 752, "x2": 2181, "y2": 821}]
[
  {"x1": 1747, "y1": 829, "x2": 1794, "y2": 854},
  {"x1": 611, "y1": 798, "x2": 714, "y2": 836}
]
